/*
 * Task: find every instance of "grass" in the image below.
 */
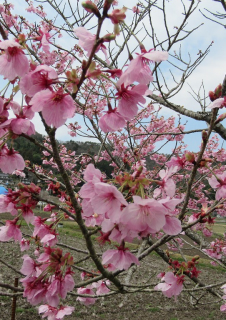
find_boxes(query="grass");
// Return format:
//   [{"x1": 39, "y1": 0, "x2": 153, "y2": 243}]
[
  {"x1": 0, "y1": 296, "x2": 10, "y2": 301},
  {"x1": 147, "y1": 306, "x2": 160, "y2": 312},
  {"x1": 16, "y1": 307, "x2": 36, "y2": 313},
  {"x1": 168, "y1": 252, "x2": 226, "y2": 271},
  {"x1": 212, "y1": 223, "x2": 226, "y2": 236}
]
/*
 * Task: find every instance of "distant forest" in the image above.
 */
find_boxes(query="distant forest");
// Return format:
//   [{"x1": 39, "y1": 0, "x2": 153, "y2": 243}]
[
  {"x1": 12, "y1": 133, "x2": 214, "y2": 200},
  {"x1": 13, "y1": 133, "x2": 113, "y2": 176}
]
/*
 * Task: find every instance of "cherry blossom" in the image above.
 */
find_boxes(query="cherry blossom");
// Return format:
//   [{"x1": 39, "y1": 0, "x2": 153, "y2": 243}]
[
  {"x1": 99, "y1": 108, "x2": 126, "y2": 132},
  {"x1": 77, "y1": 286, "x2": 96, "y2": 305},
  {"x1": 116, "y1": 83, "x2": 148, "y2": 120},
  {"x1": 208, "y1": 172, "x2": 226, "y2": 200},
  {"x1": 30, "y1": 88, "x2": 75, "y2": 128},
  {"x1": 102, "y1": 246, "x2": 139, "y2": 270},
  {"x1": 74, "y1": 27, "x2": 108, "y2": 60},
  {"x1": 120, "y1": 195, "x2": 166, "y2": 234},
  {"x1": 39, "y1": 305, "x2": 75, "y2": 320},
  {"x1": 0, "y1": 147, "x2": 25, "y2": 174},
  {"x1": 118, "y1": 49, "x2": 168, "y2": 86},
  {"x1": 20, "y1": 65, "x2": 58, "y2": 97},
  {"x1": 155, "y1": 272, "x2": 184, "y2": 298},
  {"x1": 0, "y1": 218, "x2": 22, "y2": 242},
  {"x1": 0, "y1": 0, "x2": 225, "y2": 317},
  {"x1": 208, "y1": 97, "x2": 225, "y2": 109},
  {"x1": 0, "y1": 39, "x2": 29, "y2": 80}
]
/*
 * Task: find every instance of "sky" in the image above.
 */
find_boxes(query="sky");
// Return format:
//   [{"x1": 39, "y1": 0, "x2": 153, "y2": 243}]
[{"x1": 1, "y1": 0, "x2": 226, "y2": 153}]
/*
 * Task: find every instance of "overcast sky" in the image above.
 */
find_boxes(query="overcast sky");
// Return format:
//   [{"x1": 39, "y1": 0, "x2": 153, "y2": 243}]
[{"x1": 1, "y1": 0, "x2": 226, "y2": 152}]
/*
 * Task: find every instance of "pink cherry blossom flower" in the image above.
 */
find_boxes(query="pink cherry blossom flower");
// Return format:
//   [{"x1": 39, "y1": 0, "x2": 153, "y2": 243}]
[
  {"x1": 0, "y1": 147, "x2": 25, "y2": 174},
  {"x1": 162, "y1": 215, "x2": 182, "y2": 235},
  {"x1": 102, "y1": 247, "x2": 139, "y2": 270},
  {"x1": 0, "y1": 218, "x2": 22, "y2": 242},
  {"x1": 30, "y1": 88, "x2": 75, "y2": 128},
  {"x1": 0, "y1": 39, "x2": 29, "y2": 80},
  {"x1": 20, "y1": 238, "x2": 30, "y2": 251},
  {"x1": 74, "y1": 27, "x2": 109, "y2": 61},
  {"x1": 166, "y1": 156, "x2": 186, "y2": 170},
  {"x1": 91, "y1": 182, "x2": 127, "y2": 222},
  {"x1": 92, "y1": 280, "x2": 111, "y2": 295},
  {"x1": 12, "y1": 170, "x2": 26, "y2": 178},
  {"x1": 208, "y1": 97, "x2": 225, "y2": 109},
  {"x1": 108, "y1": 7, "x2": 127, "y2": 24},
  {"x1": 222, "y1": 284, "x2": 226, "y2": 294},
  {"x1": 34, "y1": 27, "x2": 51, "y2": 53},
  {"x1": 0, "y1": 194, "x2": 18, "y2": 216},
  {"x1": 20, "y1": 254, "x2": 38, "y2": 277},
  {"x1": 132, "y1": 6, "x2": 140, "y2": 13},
  {"x1": 220, "y1": 304, "x2": 226, "y2": 312},
  {"x1": 104, "y1": 68, "x2": 122, "y2": 78},
  {"x1": 40, "y1": 233, "x2": 58, "y2": 247},
  {"x1": 45, "y1": 279, "x2": 61, "y2": 307},
  {"x1": 23, "y1": 105, "x2": 35, "y2": 119},
  {"x1": 159, "y1": 196, "x2": 184, "y2": 212},
  {"x1": 155, "y1": 272, "x2": 184, "y2": 298},
  {"x1": 20, "y1": 65, "x2": 58, "y2": 97},
  {"x1": 19, "y1": 203, "x2": 35, "y2": 224},
  {"x1": 0, "y1": 116, "x2": 35, "y2": 136},
  {"x1": 59, "y1": 272, "x2": 75, "y2": 299},
  {"x1": 55, "y1": 306, "x2": 75, "y2": 319},
  {"x1": 120, "y1": 195, "x2": 166, "y2": 234},
  {"x1": 39, "y1": 305, "x2": 74, "y2": 320},
  {"x1": 84, "y1": 163, "x2": 102, "y2": 182},
  {"x1": 77, "y1": 286, "x2": 96, "y2": 305},
  {"x1": 118, "y1": 49, "x2": 168, "y2": 86},
  {"x1": 74, "y1": 27, "x2": 95, "y2": 57},
  {"x1": 79, "y1": 164, "x2": 102, "y2": 200},
  {"x1": 208, "y1": 172, "x2": 226, "y2": 200},
  {"x1": 21, "y1": 276, "x2": 47, "y2": 305},
  {"x1": 33, "y1": 217, "x2": 58, "y2": 246},
  {"x1": 99, "y1": 107, "x2": 126, "y2": 132},
  {"x1": 116, "y1": 83, "x2": 147, "y2": 120},
  {"x1": 7, "y1": 99, "x2": 20, "y2": 114},
  {"x1": 154, "y1": 166, "x2": 178, "y2": 198}
]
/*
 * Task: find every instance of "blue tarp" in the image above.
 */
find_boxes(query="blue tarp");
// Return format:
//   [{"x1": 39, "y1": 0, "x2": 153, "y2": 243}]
[{"x1": 0, "y1": 185, "x2": 7, "y2": 195}]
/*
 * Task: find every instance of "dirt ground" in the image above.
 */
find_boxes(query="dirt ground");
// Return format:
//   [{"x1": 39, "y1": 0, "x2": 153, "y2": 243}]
[{"x1": 0, "y1": 230, "x2": 225, "y2": 320}]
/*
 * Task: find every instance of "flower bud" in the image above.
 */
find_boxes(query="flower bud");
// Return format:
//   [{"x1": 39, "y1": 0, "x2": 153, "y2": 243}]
[
  {"x1": 108, "y1": 7, "x2": 127, "y2": 24},
  {"x1": 202, "y1": 130, "x2": 208, "y2": 143},
  {"x1": 185, "y1": 152, "x2": 195, "y2": 164},
  {"x1": 215, "y1": 84, "x2": 222, "y2": 97},
  {"x1": 66, "y1": 69, "x2": 78, "y2": 82},
  {"x1": 209, "y1": 91, "x2": 215, "y2": 102},
  {"x1": 199, "y1": 158, "x2": 212, "y2": 168},
  {"x1": 192, "y1": 255, "x2": 200, "y2": 262},
  {"x1": 134, "y1": 166, "x2": 143, "y2": 178},
  {"x1": 82, "y1": 60, "x2": 87, "y2": 70},
  {"x1": 215, "y1": 113, "x2": 226, "y2": 125},
  {"x1": 18, "y1": 33, "x2": 26, "y2": 46},
  {"x1": 103, "y1": 0, "x2": 115, "y2": 14},
  {"x1": 102, "y1": 33, "x2": 116, "y2": 42},
  {"x1": 82, "y1": 1, "x2": 101, "y2": 18},
  {"x1": 209, "y1": 84, "x2": 222, "y2": 101}
]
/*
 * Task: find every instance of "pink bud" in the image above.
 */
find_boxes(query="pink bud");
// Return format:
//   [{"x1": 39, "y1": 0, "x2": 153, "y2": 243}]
[
  {"x1": 215, "y1": 113, "x2": 226, "y2": 124},
  {"x1": 202, "y1": 130, "x2": 208, "y2": 142},
  {"x1": 108, "y1": 7, "x2": 127, "y2": 24},
  {"x1": 82, "y1": 1, "x2": 101, "y2": 17},
  {"x1": 104, "y1": 0, "x2": 115, "y2": 13}
]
